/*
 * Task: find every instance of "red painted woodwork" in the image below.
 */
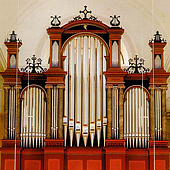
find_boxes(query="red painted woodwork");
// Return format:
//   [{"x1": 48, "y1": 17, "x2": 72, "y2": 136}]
[
  {"x1": 24, "y1": 160, "x2": 41, "y2": 170},
  {"x1": 148, "y1": 42, "x2": 166, "y2": 69},
  {"x1": 149, "y1": 140, "x2": 169, "y2": 148},
  {"x1": 62, "y1": 19, "x2": 109, "y2": 30},
  {"x1": 129, "y1": 161, "x2": 145, "y2": 170},
  {"x1": 4, "y1": 41, "x2": 22, "y2": 69},
  {"x1": 105, "y1": 139, "x2": 126, "y2": 147},
  {"x1": 61, "y1": 32, "x2": 110, "y2": 55},
  {"x1": 107, "y1": 28, "x2": 124, "y2": 68},
  {"x1": 148, "y1": 148, "x2": 169, "y2": 170},
  {"x1": 110, "y1": 159, "x2": 122, "y2": 170},
  {"x1": 1, "y1": 145, "x2": 170, "y2": 170},
  {"x1": 105, "y1": 147, "x2": 126, "y2": 170},
  {"x1": 47, "y1": 159, "x2": 60, "y2": 170},
  {"x1": 44, "y1": 139, "x2": 64, "y2": 147},
  {"x1": 21, "y1": 149, "x2": 44, "y2": 170},
  {"x1": 87, "y1": 160, "x2": 102, "y2": 170},
  {"x1": 126, "y1": 149, "x2": 149, "y2": 170},
  {"x1": 44, "y1": 68, "x2": 67, "y2": 85},
  {"x1": 65, "y1": 147, "x2": 103, "y2": 170},
  {"x1": 104, "y1": 67, "x2": 126, "y2": 85},
  {"x1": 68, "y1": 160, "x2": 83, "y2": 170}
]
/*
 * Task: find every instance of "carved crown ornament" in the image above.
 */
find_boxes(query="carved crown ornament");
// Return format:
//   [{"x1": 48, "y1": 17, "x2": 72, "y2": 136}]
[
  {"x1": 50, "y1": 6, "x2": 121, "y2": 27},
  {"x1": 123, "y1": 55, "x2": 150, "y2": 74},
  {"x1": 149, "y1": 31, "x2": 166, "y2": 43},
  {"x1": 20, "y1": 55, "x2": 47, "y2": 73},
  {"x1": 5, "y1": 30, "x2": 22, "y2": 43}
]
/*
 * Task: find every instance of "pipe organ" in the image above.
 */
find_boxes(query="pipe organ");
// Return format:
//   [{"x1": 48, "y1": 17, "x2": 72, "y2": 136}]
[
  {"x1": 20, "y1": 85, "x2": 46, "y2": 148},
  {"x1": 63, "y1": 35, "x2": 107, "y2": 147},
  {"x1": 124, "y1": 86, "x2": 150, "y2": 148},
  {"x1": 1, "y1": 9, "x2": 170, "y2": 170}
]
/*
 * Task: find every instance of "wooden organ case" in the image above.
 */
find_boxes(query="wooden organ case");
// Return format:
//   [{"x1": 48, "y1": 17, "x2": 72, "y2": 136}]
[{"x1": 0, "y1": 6, "x2": 169, "y2": 170}]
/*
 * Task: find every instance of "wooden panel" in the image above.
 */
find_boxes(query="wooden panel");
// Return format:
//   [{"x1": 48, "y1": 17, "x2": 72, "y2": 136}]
[
  {"x1": 68, "y1": 160, "x2": 83, "y2": 170},
  {"x1": 156, "y1": 160, "x2": 166, "y2": 170},
  {"x1": 129, "y1": 161, "x2": 145, "y2": 170},
  {"x1": 110, "y1": 159, "x2": 122, "y2": 170},
  {"x1": 4, "y1": 159, "x2": 14, "y2": 170},
  {"x1": 48, "y1": 159, "x2": 60, "y2": 170},
  {"x1": 25, "y1": 160, "x2": 41, "y2": 170},
  {"x1": 87, "y1": 160, "x2": 101, "y2": 170}
]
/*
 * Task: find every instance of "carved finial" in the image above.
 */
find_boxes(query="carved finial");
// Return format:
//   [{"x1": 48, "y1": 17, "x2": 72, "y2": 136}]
[
  {"x1": 79, "y1": 6, "x2": 92, "y2": 19},
  {"x1": 124, "y1": 55, "x2": 150, "y2": 74},
  {"x1": 5, "y1": 30, "x2": 22, "y2": 42},
  {"x1": 110, "y1": 15, "x2": 120, "y2": 27},
  {"x1": 21, "y1": 55, "x2": 47, "y2": 73},
  {"x1": 51, "y1": 15, "x2": 61, "y2": 27},
  {"x1": 149, "y1": 31, "x2": 166, "y2": 43}
]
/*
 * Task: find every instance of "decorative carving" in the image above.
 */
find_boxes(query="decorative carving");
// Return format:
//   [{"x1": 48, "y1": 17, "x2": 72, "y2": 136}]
[
  {"x1": 105, "y1": 139, "x2": 126, "y2": 147},
  {"x1": 89, "y1": 15, "x2": 101, "y2": 22},
  {"x1": 124, "y1": 55, "x2": 150, "y2": 74},
  {"x1": 69, "y1": 15, "x2": 82, "y2": 22},
  {"x1": 69, "y1": 6, "x2": 101, "y2": 23},
  {"x1": 51, "y1": 15, "x2": 61, "y2": 27},
  {"x1": 149, "y1": 140, "x2": 169, "y2": 148},
  {"x1": 2, "y1": 140, "x2": 21, "y2": 148},
  {"x1": 44, "y1": 139, "x2": 64, "y2": 147},
  {"x1": 20, "y1": 55, "x2": 47, "y2": 73},
  {"x1": 79, "y1": 5, "x2": 92, "y2": 19},
  {"x1": 5, "y1": 30, "x2": 22, "y2": 42},
  {"x1": 149, "y1": 31, "x2": 166, "y2": 43},
  {"x1": 110, "y1": 15, "x2": 120, "y2": 27}
]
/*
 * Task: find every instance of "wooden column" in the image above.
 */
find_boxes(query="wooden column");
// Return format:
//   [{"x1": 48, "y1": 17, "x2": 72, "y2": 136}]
[
  {"x1": 58, "y1": 84, "x2": 64, "y2": 139},
  {"x1": 3, "y1": 85, "x2": 10, "y2": 139},
  {"x1": 161, "y1": 86, "x2": 167, "y2": 140},
  {"x1": 107, "y1": 86, "x2": 112, "y2": 139},
  {"x1": 149, "y1": 87, "x2": 155, "y2": 140},
  {"x1": 119, "y1": 85, "x2": 124, "y2": 139},
  {"x1": 46, "y1": 85, "x2": 52, "y2": 139},
  {"x1": 15, "y1": 85, "x2": 22, "y2": 140}
]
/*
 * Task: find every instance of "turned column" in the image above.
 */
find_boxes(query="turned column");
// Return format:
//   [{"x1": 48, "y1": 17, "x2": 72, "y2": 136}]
[
  {"x1": 46, "y1": 85, "x2": 52, "y2": 139},
  {"x1": 161, "y1": 86, "x2": 167, "y2": 140},
  {"x1": 118, "y1": 85, "x2": 124, "y2": 139},
  {"x1": 149, "y1": 87, "x2": 155, "y2": 140},
  {"x1": 15, "y1": 85, "x2": 22, "y2": 140},
  {"x1": 58, "y1": 84, "x2": 64, "y2": 139},
  {"x1": 107, "y1": 86, "x2": 112, "y2": 139},
  {"x1": 3, "y1": 85, "x2": 10, "y2": 139}
]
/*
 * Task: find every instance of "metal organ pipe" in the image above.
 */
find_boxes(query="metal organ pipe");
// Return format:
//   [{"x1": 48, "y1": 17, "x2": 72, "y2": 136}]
[
  {"x1": 63, "y1": 46, "x2": 68, "y2": 146},
  {"x1": 21, "y1": 86, "x2": 46, "y2": 148},
  {"x1": 76, "y1": 37, "x2": 81, "y2": 147},
  {"x1": 62, "y1": 35, "x2": 107, "y2": 147},
  {"x1": 52, "y1": 41, "x2": 59, "y2": 67},
  {"x1": 69, "y1": 39, "x2": 75, "y2": 147},
  {"x1": 90, "y1": 36, "x2": 95, "y2": 147},
  {"x1": 124, "y1": 86, "x2": 150, "y2": 148},
  {"x1": 103, "y1": 45, "x2": 107, "y2": 147}
]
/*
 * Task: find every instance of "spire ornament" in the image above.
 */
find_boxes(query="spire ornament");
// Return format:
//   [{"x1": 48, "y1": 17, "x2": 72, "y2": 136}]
[
  {"x1": 149, "y1": 31, "x2": 166, "y2": 43},
  {"x1": 5, "y1": 30, "x2": 22, "y2": 42}
]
